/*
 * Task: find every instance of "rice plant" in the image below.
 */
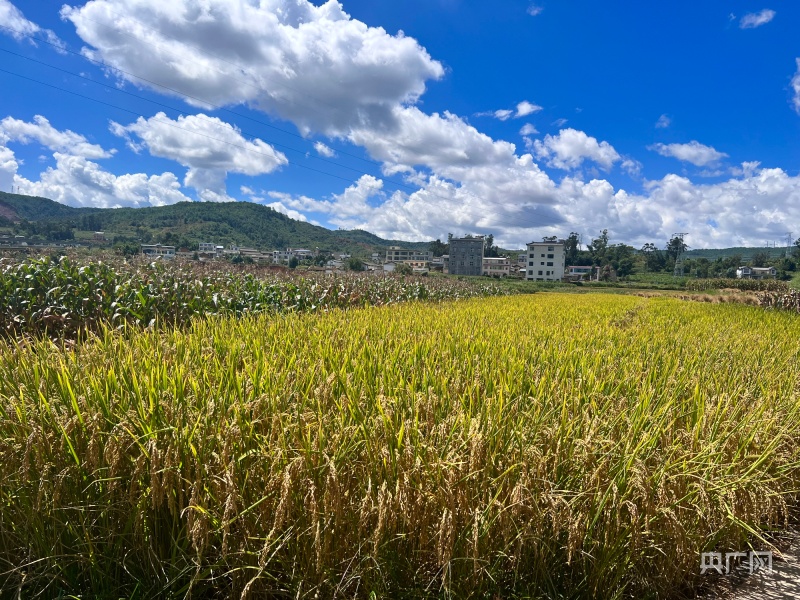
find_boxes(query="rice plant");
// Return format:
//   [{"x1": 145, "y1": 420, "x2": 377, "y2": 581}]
[
  {"x1": 1, "y1": 294, "x2": 800, "y2": 599},
  {"x1": 685, "y1": 278, "x2": 789, "y2": 292}
]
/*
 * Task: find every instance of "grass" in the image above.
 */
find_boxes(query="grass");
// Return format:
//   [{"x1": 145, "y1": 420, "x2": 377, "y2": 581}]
[{"x1": 2, "y1": 294, "x2": 800, "y2": 598}]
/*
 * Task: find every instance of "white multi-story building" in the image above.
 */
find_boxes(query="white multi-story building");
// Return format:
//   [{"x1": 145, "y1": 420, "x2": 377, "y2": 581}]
[
  {"x1": 482, "y1": 256, "x2": 511, "y2": 277},
  {"x1": 385, "y1": 246, "x2": 432, "y2": 263},
  {"x1": 199, "y1": 242, "x2": 216, "y2": 254},
  {"x1": 141, "y1": 244, "x2": 176, "y2": 259},
  {"x1": 525, "y1": 240, "x2": 565, "y2": 281},
  {"x1": 736, "y1": 266, "x2": 777, "y2": 279},
  {"x1": 293, "y1": 248, "x2": 314, "y2": 260}
]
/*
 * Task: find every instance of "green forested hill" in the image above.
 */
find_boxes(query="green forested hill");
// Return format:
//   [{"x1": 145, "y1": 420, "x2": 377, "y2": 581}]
[
  {"x1": 0, "y1": 192, "x2": 100, "y2": 221},
  {"x1": 0, "y1": 192, "x2": 428, "y2": 255}
]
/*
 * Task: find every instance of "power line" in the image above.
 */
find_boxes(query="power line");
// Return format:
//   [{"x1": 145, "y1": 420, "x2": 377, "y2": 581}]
[
  {"x1": 0, "y1": 65, "x2": 563, "y2": 233},
  {"x1": 0, "y1": 45, "x2": 428, "y2": 190},
  {"x1": 0, "y1": 24, "x2": 568, "y2": 236},
  {"x1": 0, "y1": 21, "x2": 382, "y2": 168},
  {"x1": 0, "y1": 66, "x2": 364, "y2": 187}
]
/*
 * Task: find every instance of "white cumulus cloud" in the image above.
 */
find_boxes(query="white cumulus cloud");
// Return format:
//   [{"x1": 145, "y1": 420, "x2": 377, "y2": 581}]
[
  {"x1": 0, "y1": 144, "x2": 18, "y2": 192},
  {"x1": 532, "y1": 128, "x2": 621, "y2": 170},
  {"x1": 648, "y1": 140, "x2": 728, "y2": 167},
  {"x1": 111, "y1": 112, "x2": 287, "y2": 201},
  {"x1": 1, "y1": 115, "x2": 113, "y2": 159},
  {"x1": 515, "y1": 101, "x2": 542, "y2": 117},
  {"x1": 314, "y1": 142, "x2": 336, "y2": 158},
  {"x1": 739, "y1": 9, "x2": 775, "y2": 29},
  {"x1": 62, "y1": 0, "x2": 444, "y2": 137},
  {"x1": 0, "y1": 0, "x2": 64, "y2": 48},
  {"x1": 655, "y1": 114, "x2": 671, "y2": 129},
  {"x1": 477, "y1": 100, "x2": 541, "y2": 121},
  {"x1": 13, "y1": 152, "x2": 191, "y2": 208}
]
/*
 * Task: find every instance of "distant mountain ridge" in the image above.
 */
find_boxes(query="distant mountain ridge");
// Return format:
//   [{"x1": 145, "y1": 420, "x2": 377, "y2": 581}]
[{"x1": 0, "y1": 192, "x2": 429, "y2": 255}]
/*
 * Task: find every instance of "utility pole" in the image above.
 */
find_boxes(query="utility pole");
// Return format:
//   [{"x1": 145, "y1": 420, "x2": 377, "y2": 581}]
[{"x1": 672, "y1": 232, "x2": 688, "y2": 277}]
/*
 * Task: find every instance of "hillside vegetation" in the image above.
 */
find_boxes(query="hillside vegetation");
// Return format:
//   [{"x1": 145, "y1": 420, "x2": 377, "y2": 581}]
[{"x1": 0, "y1": 192, "x2": 427, "y2": 255}]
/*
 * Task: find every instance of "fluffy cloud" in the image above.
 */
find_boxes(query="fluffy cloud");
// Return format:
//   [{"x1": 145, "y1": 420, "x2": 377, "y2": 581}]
[
  {"x1": 0, "y1": 144, "x2": 18, "y2": 192},
  {"x1": 265, "y1": 200, "x2": 309, "y2": 222},
  {"x1": 314, "y1": 142, "x2": 336, "y2": 158},
  {"x1": 111, "y1": 112, "x2": 287, "y2": 201},
  {"x1": 532, "y1": 128, "x2": 621, "y2": 170},
  {"x1": 739, "y1": 9, "x2": 775, "y2": 29},
  {"x1": 478, "y1": 100, "x2": 542, "y2": 121},
  {"x1": 349, "y1": 107, "x2": 519, "y2": 175},
  {"x1": 0, "y1": 0, "x2": 63, "y2": 48},
  {"x1": 655, "y1": 114, "x2": 671, "y2": 129},
  {"x1": 270, "y1": 154, "x2": 565, "y2": 245},
  {"x1": 527, "y1": 4, "x2": 544, "y2": 17},
  {"x1": 648, "y1": 140, "x2": 728, "y2": 167},
  {"x1": 1, "y1": 115, "x2": 112, "y2": 159},
  {"x1": 621, "y1": 158, "x2": 643, "y2": 177},
  {"x1": 792, "y1": 59, "x2": 800, "y2": 114},
  {"x1": 519, "y1": 123, "x2": 538, "y2": 136},
  {"x1": 515, "y1": 101, "x2": 542, "y2": 117},
  {"x1": 63, "y1": 0, "x2": 444, "y2": 136},
  {"x1": 13, "y1": 152, "x2": 191, "y2": 208},
  {"x1": 40, "y1": 0, "x2": 800, "y2": 250}
]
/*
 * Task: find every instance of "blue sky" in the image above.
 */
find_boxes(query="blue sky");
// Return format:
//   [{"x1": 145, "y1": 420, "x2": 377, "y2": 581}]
[{"x1": 1, "y1": 0, "x2": 799, "y2": 248}]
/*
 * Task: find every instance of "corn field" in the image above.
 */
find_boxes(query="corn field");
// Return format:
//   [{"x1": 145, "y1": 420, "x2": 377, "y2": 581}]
[
  {"x1": 685, "y1": 278, "x2": 789, "y2": 292},
  {"x1": 759, "y1": 289, "x2": 800, "y2": 313},
  {"x1": 0, "y1": 257, "x2": 505, "y2": 339},
  {"x1": 2, "y1": 294, "x2": 800, "y2": 599}
]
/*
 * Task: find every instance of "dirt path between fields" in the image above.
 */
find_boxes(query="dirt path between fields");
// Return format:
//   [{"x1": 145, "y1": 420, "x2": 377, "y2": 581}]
[{"x1": 705, "y1": 534, "x2": 800, "y2": 599}]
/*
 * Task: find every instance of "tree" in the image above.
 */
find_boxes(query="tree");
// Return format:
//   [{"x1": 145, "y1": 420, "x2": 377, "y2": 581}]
[
  {"x1": 665, "y1": 236, "x2": 688, "y2": 263},
  {"x1": 606, "y1": 244, "x2": 635, "y2": 278},
  {"x1": 395, "y1": 263, "x2": 413, "y2": 275},
  {"x1": 346, "y1": 257, "x2": 365, "y2": 271},
  {"x1": 429, "y1": 239, "x2": 448, "y2": 257},
  {"x1": 565, "y1": 232, "x2": 580, "y2": 266},
  {"x1": 484, "y1": 234, "x2": 498, "y2": 257},
  {"x1": 641, "y1": 242, "x2": 667, "y2": 272},
  {"x1": 114, "y1": 241, "x2": 139, "y2": 257},
  {"x1": 750, "y1": 251, "x2": 770, "y2": 268},
  {"x1": 288, "y1": 256, "x2": 299, "y2": 269},
  {"x1": 588, "y1": 229, "x2": 609, "y2": 265},
  {"x1": 793, "y1": 238, "x2": 800, "y2": 260}
]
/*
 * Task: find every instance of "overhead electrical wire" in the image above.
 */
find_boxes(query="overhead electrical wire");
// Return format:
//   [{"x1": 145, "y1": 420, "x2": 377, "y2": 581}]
[
  {"x1": 0, "y1": 22, "x2": 384, "y2": 169},
  {"x1": 0, "y1": 19, "x2": 565, "y2": 237}
]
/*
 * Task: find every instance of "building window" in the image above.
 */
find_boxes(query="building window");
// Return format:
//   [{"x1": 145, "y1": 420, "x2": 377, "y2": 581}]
[
  {"x1": 547, "y1": 246, "x2": 554, "y2": 251},
  {"x1": 529, "y1": 253, "x2": 534, "y2": 259},
  {"x1": 547, "y1": 254, "x2": 554, "y2": 259},
  {"x1": 541, "y1": 254, "x2": 545, "y2": 257},
  {"x1": 540, "y1": 262, "x2": 544, "y2": 265},
  {"x1": 546, "y1": 271, "x2": 551, "y2": 276},
  {"x1": 538, "y1": 271, "x2": 543, "y2": 275},
  {"x1": 528, "y1": 261, "x2": 533, "y2": 267},
  {"x1": 547, "y1": 262, "x2": 553, "y2": 267}
]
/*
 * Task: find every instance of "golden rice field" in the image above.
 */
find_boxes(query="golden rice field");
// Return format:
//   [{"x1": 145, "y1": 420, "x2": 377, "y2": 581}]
[{"x1": 2, "y1": 293, "x2": 800, "y2": 599}]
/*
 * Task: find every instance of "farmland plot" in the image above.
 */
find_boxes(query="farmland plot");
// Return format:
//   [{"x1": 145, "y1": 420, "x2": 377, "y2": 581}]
[{"x1": 2, "y1": 294, "x2": 800, "y2": 599}]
